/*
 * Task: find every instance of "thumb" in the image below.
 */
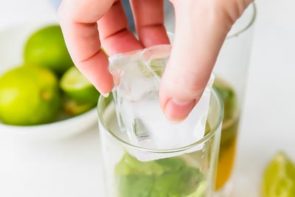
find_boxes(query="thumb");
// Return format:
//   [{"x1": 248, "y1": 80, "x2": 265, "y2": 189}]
[{"x1": 160, "y1": 0, "x2": 251, "y2": 121}]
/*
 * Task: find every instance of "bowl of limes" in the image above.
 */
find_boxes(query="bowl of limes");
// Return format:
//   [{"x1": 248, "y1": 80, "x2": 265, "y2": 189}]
[{"x1": 0, "y1": 23, "x2": 99, "y2": 140}]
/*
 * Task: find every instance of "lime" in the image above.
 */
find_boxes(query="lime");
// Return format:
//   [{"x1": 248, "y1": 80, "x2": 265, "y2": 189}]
[
  {"x1": 24, "y1": 25, "x2": 73, "y2": 75},
  {"x1": 213, "y1": 77, "x2": 238, "y2": 122},
  {"x1": 60, "y1": 67, "x2": 99, "y2": 103},
  {"x1": 62, "y1": 98, "x2": 95, "y2": 116},
  {"x1": 262, "y1": 152, "x2": 295, "y2": 197},
  {"x1": 213, "y1": 77, "x2": 239, "y2": 147},
  {"x1": 0, "y1": 66, "x2": 61, "y2": 125}
]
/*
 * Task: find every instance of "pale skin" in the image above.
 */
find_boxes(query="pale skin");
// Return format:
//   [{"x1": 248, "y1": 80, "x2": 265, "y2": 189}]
[{"x1": 58, "y1": 0, "x2": 252, "y2": 121}]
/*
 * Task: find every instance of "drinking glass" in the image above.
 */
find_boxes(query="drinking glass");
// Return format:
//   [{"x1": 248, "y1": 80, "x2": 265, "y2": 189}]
[
  {"x1": 164, "y1": 2, "x2": 257, "y2": 194},
  {"x1": 98, "y1": 89, "x2": 223, "y2": 197},
  {"x1": 213, "y1": 3, "x2": 257, "y2": 194}
]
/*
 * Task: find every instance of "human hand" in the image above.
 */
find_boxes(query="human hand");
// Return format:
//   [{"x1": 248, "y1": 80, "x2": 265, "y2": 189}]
[{"x1": 59, "y1": 0, "x2": 252, "y2": 121}]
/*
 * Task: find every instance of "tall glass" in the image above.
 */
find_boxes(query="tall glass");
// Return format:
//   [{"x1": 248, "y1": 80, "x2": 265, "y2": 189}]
[
  {"x1": 98, "y1": 89, "x2": 223, "y2": 197},
  {"x1": 213, "y1": 3, "x2": 257, "y2": 193},
  {"x1": 164, "y1": 1, "x2": 256, "y2": 193}
]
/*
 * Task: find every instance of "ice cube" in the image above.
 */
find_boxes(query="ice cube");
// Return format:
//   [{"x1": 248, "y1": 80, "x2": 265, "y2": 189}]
[{"x1": 109, "y1": 45, "x2": 214, "y2": 161}]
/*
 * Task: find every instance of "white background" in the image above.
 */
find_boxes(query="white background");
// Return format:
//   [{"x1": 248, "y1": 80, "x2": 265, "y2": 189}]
[{"x1": 0, "y1": 0, "x2": 295, "y2": 196}]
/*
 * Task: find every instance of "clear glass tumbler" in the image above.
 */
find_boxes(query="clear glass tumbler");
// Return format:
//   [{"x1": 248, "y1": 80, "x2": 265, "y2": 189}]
[
  {"x1": 163, "y1": 1, "x2": 257, "y2": 193},
  {"x1": 98, "y1": 89, "x2": 223, "y2": 197},
  {"x1": 213, "y1": 2, "x2": 257, "y2": 193}
]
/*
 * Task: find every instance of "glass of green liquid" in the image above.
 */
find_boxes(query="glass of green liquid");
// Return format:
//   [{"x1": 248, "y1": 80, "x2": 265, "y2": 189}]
[
  {"x1": 213, "y1": 2, "x2": 257, "y2": 194},
  {"x1": 98, "y1": 87, "x2": 223, "y2": 197}
]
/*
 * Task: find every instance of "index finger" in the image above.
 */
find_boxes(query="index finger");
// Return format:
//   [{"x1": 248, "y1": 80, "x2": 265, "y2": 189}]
[{"x1": 58, "y1": 0, "x2": 115, "y2": 94}]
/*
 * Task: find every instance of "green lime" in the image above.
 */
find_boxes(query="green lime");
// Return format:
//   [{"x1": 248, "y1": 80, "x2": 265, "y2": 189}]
[
  {"x1": 262, "y1": 152, "x2": 295, "y2": 197},
  {"x1": 24, "y1": 25, "x2": 73, "y2": 75},
  {"x1": 213, "y1": 77, "x2": 239, "y2": 147},
  {"x1": 62, "y1": 98, "x2": 95, "y2": 116},
  {"x1": 213, "y1": 77, "x2": 238, "y2": 122},
  {"x1": 60, "y1": 67, "x2": 99, "y2": 103},
  {"x1": 0, "y1": 66, "x2": 61, "y2": 125}
]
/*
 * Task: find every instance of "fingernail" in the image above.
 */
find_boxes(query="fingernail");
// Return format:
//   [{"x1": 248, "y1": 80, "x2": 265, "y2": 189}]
[
  {"x1": 101, "y1": 92, "x2": 110, "y2": 98},
  {"x1": 164, "y1": 99, "x2": 196, "y2": 122}
]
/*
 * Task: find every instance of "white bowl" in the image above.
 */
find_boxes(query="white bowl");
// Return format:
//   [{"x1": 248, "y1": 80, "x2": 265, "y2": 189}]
[{"x1": 0, "y1": 23, "x2": 98, "y2": 141}]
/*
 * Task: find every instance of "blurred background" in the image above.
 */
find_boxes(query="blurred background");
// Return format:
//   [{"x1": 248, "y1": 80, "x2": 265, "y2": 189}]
[{"x1": 0, "y1": 0, "x2": 295, "y2": 197}]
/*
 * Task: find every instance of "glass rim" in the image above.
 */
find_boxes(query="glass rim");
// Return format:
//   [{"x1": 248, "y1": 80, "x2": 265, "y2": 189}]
[
  {"x1": 226, "y1": 2, "x2": 257, "y2": 39},
  {"x1": 97, "y1": 88, "x2": 224, "y2": 154}
]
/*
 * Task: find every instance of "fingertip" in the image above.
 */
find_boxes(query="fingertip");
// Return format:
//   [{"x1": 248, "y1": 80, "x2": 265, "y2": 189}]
[
  {"x1": 75, "y1": 50, "x2": 114, "y2": 95},
  {"x1": 163, "y1": 98, "x2": 196, "y2": 122},
  {"x1": 93, "y1": 77, "x2": 114, "y2": 96},
  {"x1": 159, "y1": 74, "x2": 199, "y2": 121}
]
